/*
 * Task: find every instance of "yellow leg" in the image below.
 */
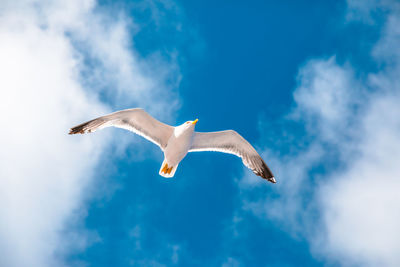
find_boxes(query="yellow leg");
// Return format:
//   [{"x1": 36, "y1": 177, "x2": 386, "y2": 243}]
[
  {"x1": 161, "y1": 163, "x2": 168, "y2": 174},
  {"x1": 167, "y1": 166, "x2": 173, "y2": 174}
]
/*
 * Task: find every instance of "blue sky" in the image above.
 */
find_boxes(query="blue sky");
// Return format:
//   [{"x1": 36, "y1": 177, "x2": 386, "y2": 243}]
[{"x1": 1, "y1": 1, "x2": 400, "y2": 267}]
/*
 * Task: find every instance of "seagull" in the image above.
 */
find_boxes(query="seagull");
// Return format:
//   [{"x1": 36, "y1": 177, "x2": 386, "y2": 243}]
[{"x1": 69, "y1": 108, "x2": 276, "y2": 183}]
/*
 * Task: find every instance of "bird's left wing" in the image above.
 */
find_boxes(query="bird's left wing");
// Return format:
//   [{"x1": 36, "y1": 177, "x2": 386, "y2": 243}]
[
  {"x1": 69, "y1": 108, "x2": 173, "y2": 150},
  {"x1": 189, "y1": 130, "x2": 275, "y2": 183}
]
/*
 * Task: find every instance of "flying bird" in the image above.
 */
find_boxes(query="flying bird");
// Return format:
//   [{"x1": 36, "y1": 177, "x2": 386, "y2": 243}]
[{"x1": 69, "y1": 108, "x2": 276, "y2": 183}]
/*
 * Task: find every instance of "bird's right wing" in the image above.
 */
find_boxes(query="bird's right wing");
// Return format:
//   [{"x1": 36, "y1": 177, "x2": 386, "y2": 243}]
[
  {"x1": 69, "y1": 108, "x2": 173, "y2": 150},
  {"x1": 189, "y1": 130, "x2": 275, "y2": 183}
]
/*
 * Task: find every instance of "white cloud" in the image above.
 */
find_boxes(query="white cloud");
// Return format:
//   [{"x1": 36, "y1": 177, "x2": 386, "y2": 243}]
[
  {"x1": 346, "y1": 0, "x2": 399, "y2": 23},
  {"x1": 292, "y1": 58, "x2": 361, "y2": 144},
  {"x1": 237, "y1": 1, "x2": 400, "y2": 267},
  {"x1": 315, "y1": 7, "x2": 400, "y2": 265},
  {"x1": 0, "y1": 1, "x2": 180, "y2": 266},
  {"x1": 127, "y1": 225, "x2": 183, "y2": 266},
  {"x1": 318, "y1": 99, "x2": 400, "y2": 265}
]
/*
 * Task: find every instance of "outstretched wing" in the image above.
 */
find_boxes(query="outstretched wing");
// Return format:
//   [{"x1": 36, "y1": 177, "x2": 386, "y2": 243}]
[
  {"x1": 69, "y1": 108, "x2": 173, "y2": 150},
  {"x1": 189, "y1": 130, "x2": 275, "y2": 183}
]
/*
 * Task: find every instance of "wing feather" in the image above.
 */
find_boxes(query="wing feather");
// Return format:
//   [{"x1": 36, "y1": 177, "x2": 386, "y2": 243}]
[
  {"x1": 189, "y1": 130, "x2": 275, "y2": 183},
  {"x1": 69, "y1": 108, "x2": 173, "y2": 149}
]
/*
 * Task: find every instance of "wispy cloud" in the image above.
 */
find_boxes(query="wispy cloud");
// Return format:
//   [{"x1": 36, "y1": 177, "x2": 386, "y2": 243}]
[
  {"x1": 236, "y1": 1, "x2": 400, "y2": 266},
  {"x1": 0, "y1": 0, "x2": 181, "y2": 266},
  {"x1": 126, "y1": 225, "x2": 182, "y2": 266}
]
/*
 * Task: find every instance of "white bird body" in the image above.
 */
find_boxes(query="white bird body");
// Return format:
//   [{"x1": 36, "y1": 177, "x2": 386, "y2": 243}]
[
  {"x1": 160, "y1": 122, "x2": 196, "y2": 178},
  {"x1": 69, "y1": 108, "x2": 276, "y2": 183}
]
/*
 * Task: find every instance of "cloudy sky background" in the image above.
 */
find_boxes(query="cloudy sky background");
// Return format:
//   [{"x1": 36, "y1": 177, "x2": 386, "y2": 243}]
[{"x1": 1, "y1": 0, "x2": 399, "y2": 266}]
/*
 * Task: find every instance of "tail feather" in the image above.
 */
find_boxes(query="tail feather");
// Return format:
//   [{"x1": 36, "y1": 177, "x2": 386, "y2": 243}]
[{"x1": 159, "y1": 159, "x2": 178, "y2": 178}]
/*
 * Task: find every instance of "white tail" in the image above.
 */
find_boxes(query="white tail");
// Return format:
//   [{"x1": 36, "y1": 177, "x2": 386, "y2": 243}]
[{"x1": 159, "y1": 159, "x2": 179, "y2": 178}]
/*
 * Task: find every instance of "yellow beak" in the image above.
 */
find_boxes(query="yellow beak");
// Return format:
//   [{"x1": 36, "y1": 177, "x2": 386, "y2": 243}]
[{"x1": 192, "y1": 119, "x2": 198, "y2": 125}]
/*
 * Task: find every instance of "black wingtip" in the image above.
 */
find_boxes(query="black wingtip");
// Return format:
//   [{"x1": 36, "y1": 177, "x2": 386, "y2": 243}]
[
  {"x1": 68, "y1": 123, "x2": 88, "y2": 135},
  {"x1": 259, "y1": 160, "x2": 275, "y2": 183},
  {"x1": 68, "y1": 119, "x2": 97, "y2": 135},
  {"x1": 68, "y1": 127, "x2": 84, "y2": 135},
  {"x1": 254, "y1": 170, "x2": 276, "y2": 183}
]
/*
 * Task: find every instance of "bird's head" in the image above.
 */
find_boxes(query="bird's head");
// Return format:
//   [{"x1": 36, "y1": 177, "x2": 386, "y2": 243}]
[
  {"x1": 175, "y1": 119, "x2": 198, "y2": 136},
  {"x1": 183, "y1": 118, "x2": 198, "y2": 129},
  {"x1": 178, "y1": 118, "x2": 198, "y2": 131},
  {"x1": 187, "y1": 119, "x2": 198, "y2": 125}
]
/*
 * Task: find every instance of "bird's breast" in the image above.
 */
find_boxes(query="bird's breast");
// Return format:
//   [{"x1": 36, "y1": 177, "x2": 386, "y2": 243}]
[{"x1": 164, "y1": 131, "x2": 193, "y2": 164}]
